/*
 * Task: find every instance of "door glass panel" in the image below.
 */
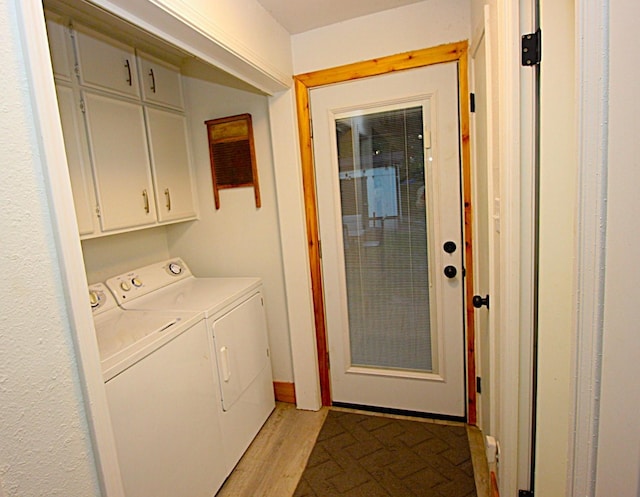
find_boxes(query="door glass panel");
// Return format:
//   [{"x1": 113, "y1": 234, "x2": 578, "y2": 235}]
[{"x1": 336, "y1": 105, "x2": 434, "y2": 372}]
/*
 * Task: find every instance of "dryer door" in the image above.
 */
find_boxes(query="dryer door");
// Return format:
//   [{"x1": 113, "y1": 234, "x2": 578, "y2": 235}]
[{"x1": 212, "y1": 292, "x2": 269, "y2": 411}]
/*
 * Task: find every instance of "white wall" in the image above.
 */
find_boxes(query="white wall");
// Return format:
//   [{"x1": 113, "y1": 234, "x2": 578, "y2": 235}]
[
  {"x1": 595, "y1": 0, "x2": 640, "y2": 494},
  {"x1": 536, "y1": 0, "x2": 577, "y2": 495},
  {"x1": 0, "y1": 0, "x2": 100, "y2": 495},
  {"x1": 82, "y1": 227, "x2": 170, "y2": 284},
  {"x1": 292, "y1": 0, "x2": 470, "y2": 74},
  {"x1": 166, "y1": 77, "x2": 293, "y2": 382}
]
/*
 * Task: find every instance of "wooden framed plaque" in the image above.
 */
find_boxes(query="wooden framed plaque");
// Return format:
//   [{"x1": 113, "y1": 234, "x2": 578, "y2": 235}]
[{"x1": 205, "y1": 113, "x2": 261, "y2": 209}]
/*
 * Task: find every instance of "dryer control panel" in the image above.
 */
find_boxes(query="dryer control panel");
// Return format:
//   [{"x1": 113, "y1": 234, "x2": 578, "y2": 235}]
[{"x1": 106, "y1": 258, "x2": 192, "y2": 305}]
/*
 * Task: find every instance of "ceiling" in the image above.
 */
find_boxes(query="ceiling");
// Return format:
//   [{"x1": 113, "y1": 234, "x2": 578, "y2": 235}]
[{"x1": 256, "y1": 0, "x2": 425, "y2": 34}]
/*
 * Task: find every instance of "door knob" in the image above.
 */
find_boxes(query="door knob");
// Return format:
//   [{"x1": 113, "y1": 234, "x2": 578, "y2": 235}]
[
  {"x1": 473, "y1": 295, "x2": 490, "y2": 309},
  {"x1": 443, "y1": 265, "x2": 457, "y2": 278}
]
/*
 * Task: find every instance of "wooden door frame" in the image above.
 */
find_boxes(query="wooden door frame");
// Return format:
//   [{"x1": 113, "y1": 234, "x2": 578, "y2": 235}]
[{"x1": 293, "y1": 40, "x2": 477, "y2": 424}]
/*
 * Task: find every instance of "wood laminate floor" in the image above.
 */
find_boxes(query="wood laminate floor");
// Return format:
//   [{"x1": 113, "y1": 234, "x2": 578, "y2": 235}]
[{"x1": 216, "y1": 403, "x2": 490, "y2": 497}]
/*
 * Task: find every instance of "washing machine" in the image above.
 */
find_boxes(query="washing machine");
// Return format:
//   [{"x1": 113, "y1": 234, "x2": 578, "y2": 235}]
[
  {"x1": 89, "y1": 283, "x2": 227, "y2": 497},
  {"x1": 105, "y1": 258, "x2": 275, "y2": 475}
]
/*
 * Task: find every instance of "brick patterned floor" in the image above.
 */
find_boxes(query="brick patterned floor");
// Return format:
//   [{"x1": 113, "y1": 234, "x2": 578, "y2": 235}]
[{"x1": 293, "y1": 410, "x2": 476, "y2": 497}]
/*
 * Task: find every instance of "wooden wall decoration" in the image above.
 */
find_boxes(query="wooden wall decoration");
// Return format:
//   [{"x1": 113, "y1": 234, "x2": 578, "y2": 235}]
[{"x1": 205, "y1": 113, "x2": 261, "y2": 209}]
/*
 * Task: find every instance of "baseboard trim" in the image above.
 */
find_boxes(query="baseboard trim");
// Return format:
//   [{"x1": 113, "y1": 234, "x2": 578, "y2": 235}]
[
  {"x1": 491, "y1": 471, "x2": 500, "y2": 497},
  {"x1": 273, "y1": 381, "x2": 296, "y2": 403}
]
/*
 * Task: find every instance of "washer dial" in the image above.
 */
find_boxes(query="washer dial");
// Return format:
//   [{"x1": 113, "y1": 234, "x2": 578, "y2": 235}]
[{"x1": 167, "y1": 262, "x2": 183, "y2": 275}]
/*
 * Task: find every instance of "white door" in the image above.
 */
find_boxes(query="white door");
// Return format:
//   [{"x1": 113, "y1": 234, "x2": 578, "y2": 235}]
[
  {"x1": 55, "y1": 84, "x2": 97, "y2": 236},
  {"x1": 83, "y1": 91, "x2": 157, "y2": 231},
  {"x1": 74, "y1": 24, "x2": 140, "y2": 98},
  {"x1": 311, "y1": 61, "x2": 466, "y2": 417},
  {"x1": 138, "y1": 52, "x2": 185, "y2": 109},
  {"x1": 471, "y1": 9, "x2": 495, "y2": 434},
  {"x1": 145, "y1": 107, "x2": 197, "y2": 222}
]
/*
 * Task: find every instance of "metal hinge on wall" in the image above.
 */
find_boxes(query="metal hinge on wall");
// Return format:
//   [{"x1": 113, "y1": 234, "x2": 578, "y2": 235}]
[
  {"x1": 476, "y1": 376, "x2": 482, "y2": 394},
  {"x1": 470, "y1": 93, "x2": 476, "y2": 113},
  {"x1": 521, "y1": 29, "x2": 542, "y2": 66}
]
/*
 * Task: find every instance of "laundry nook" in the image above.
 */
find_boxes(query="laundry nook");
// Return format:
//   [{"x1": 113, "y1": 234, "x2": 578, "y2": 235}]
[{"x1": 3, "y1": 0, "x2": 633, "y2": 497}]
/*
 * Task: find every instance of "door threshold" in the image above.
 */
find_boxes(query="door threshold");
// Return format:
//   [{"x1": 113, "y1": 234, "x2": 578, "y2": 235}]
[{"x1": 331, "y1": 402, "x2": 466, "y2": 423}]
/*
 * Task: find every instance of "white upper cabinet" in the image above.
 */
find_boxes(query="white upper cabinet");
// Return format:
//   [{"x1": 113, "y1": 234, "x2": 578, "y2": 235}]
[
  {"x1": 145, "y1": 108, "x2": 197, "y2": 223},
  {"x1": 83, "y1": 91, "x2": 157, "y2": 232},
  {"x1": 46, "y1": 13, "x2": 197, "y2": 238},
  {"x1": 75, "y1": 25, "x2": 140, "y2": 98},
  {"x1": 138, "y1": 52, "x2": 184, "y2": 110},
  {"x1": 56, "y1": 84, "x2": 98, "y2": 235},
  {"x1": 45, "y1": 14, "x2": 73, "y2": 81}
]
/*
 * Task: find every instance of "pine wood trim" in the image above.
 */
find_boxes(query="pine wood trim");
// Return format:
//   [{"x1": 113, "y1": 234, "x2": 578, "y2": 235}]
[
  {"x1": 458, "y1": 49, "x2": 478, "y2": 426},
  {"x1": 296, "y1": 41, "x2": 468, "y2": 87},
  {"x1": 294, "y1": 77, "x2": 332, "y2": 407},
  {"x1": 273, "y1": 382, "x2": 297, "y2": 404},
  {"x1": 293, "y1": 40, "x2": 476, "y2": 423},
  {"x1": 491, "y1": 471, "x2": 500, "y2": 497}
]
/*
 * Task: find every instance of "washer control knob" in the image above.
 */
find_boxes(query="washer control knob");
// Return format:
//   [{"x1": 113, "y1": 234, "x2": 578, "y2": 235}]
[
  {"x1": 120, "y1": 281, "x2": 131, "y2": 291},
  {"x1": 89, "y1": 291, "x2": 99, "y2": 307},
  {"x1": 131, "y1": 278, "x2": 142, "y2": 288},
  {"x1": 168, "y1": 262, "x2": 182, "y2": 275}
]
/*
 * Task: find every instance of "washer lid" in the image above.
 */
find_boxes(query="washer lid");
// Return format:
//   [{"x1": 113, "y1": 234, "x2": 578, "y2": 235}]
[{"x1": 94, "y1": 307, "x2": 202, "y2": 381}]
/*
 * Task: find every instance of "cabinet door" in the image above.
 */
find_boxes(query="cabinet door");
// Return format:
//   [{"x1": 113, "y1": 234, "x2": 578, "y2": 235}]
[
  {"x1": 138, "y1": 53, "x2": 184, "y2": 109},
  {"x1": 56, "y1": 84, "x2": 97, "y2": 235},
  {"x1": 145, "y1": 108, "x2": 197, "y2": 222},
  {"x1": 74, "y1": 25, "x2": 140, "y2": 98},
  {"x1": 83, "y1": 91, "x2": 156, "y2": 231},
  {"x1": 45, "y1": 14, "x2": 73, "y2": 81}
]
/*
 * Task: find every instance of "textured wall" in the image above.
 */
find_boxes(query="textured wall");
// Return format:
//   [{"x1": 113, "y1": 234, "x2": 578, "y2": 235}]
[
  {"x1": 596, "y1": 0, "x2": 640, "y2": 494},
  {"x1": 0, "y1": 1, "x2": 100, "y2": 496}
]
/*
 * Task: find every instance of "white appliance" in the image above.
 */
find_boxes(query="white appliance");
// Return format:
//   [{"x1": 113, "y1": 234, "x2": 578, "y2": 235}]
[
  {"x1": 105, "y1": 258, "x2": 275, "y2": 475},
  {"x1": 89, "y1": 283, "x2": 227, "y2": 497}
]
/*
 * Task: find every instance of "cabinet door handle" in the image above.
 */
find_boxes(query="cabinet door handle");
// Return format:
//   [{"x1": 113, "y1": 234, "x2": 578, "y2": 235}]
[
  {"x1": 164, "y1": 188, "x2": 171, "y2": 211},
  {"x1": 148, "y1": 68, "x2": 156, "y2": 93},
  {"x1": 142, "y1": 189, "x2": 149, "y2": 213},
  {"x1": 124, "y1": 59, "x2": 132, "y2": 86}
]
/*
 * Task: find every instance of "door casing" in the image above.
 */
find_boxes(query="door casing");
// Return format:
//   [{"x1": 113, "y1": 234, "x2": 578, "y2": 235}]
[{"x1": 293, "y1": 40, "x2": 477, "y2": 424}]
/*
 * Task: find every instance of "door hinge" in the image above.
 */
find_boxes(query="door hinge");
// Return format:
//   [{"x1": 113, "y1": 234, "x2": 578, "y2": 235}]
[
  {"x1": 79, "y1": 98, "x2": 86, "y2": 114},
  {"x1": 521, "y1": 29, "x2": 541, "y2": 66},
  {"x1": 470, "y1": 93, "x2": 476, "y2": 113},
  {"x1": 318, "y1": 239, "x2": 322, "y2": 259},
  {"x1": 519, "y1": 490, "x2": 534, "y2": 497},
  {"x1": 326, "y1": 351, "x2": 330, "y2": 369},
  {"x1": 476, "y1": 376, "x2": 482, "y2": 394},
  {"x1": 95, "y1": 204, "x2": 101, "y2": 218}
]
